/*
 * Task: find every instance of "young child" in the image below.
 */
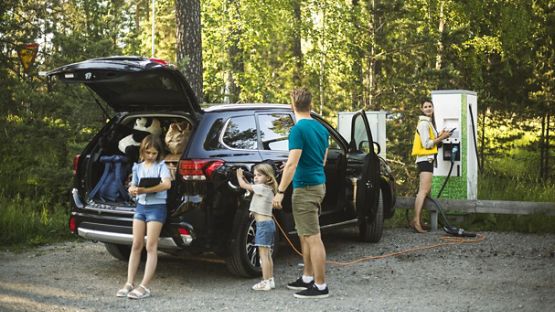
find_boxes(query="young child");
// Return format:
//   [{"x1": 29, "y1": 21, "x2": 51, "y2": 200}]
[
  {"x1": 116, "y1": 134, "x2": 171, "y2": 299},
  {"x1": 236, "y1": 163, "x2": 278, "y2": 291}
]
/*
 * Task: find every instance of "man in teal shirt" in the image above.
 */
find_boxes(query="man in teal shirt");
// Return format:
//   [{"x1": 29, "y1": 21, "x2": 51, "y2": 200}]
[{"x1": 273, "y1": 88, "x2": 330, "y2": 298}]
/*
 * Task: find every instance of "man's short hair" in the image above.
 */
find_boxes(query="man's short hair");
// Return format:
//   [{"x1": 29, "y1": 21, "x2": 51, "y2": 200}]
[{"x1": 290, "y1": 88, "x2": 312, "y2": 112}]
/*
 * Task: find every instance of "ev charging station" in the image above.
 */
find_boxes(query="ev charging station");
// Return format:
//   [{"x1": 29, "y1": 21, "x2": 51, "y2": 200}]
[{"x1": 431, "y1": 90, "x2": 478, "y2": 200}]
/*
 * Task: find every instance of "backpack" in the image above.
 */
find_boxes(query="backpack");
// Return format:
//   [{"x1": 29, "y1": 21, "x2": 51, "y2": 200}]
[{"x1": 88, "y1": 155, "x2": 130, "y2": 202}]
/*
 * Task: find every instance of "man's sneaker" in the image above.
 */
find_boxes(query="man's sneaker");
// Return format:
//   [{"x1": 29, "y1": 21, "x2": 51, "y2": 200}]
[
  {"x1": 286, "y1": 277, "x2": 314, "y2": 290},
  {"x1": 293, "y1": 285, "x2": 329, "y2": 299},
  {"x1": 268, "y1": 277, "x2": 275, "y2": 289},
  {"x1": 252, "y1": 280, "x2": 272, "y2": 291}
]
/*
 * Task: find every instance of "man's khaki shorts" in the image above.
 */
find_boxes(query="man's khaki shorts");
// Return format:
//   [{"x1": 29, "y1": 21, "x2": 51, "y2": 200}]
[{"x1": 292, "y1": 184, "x2": 326, "y2": 236}]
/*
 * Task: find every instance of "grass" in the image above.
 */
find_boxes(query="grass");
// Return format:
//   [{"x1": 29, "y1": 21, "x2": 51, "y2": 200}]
[
  {"x1": 387, "y1": 168, "x2": 555, "y2": 234},
  {"x1": 0, "y1": 194, "x2": 73, "y2": 249}
]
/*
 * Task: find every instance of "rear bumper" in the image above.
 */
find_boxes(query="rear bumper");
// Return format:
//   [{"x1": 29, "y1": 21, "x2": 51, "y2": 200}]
[
  {"x1": 71, "y1": 188, "x2": 194, "y2": 249},
  {"x1": 78, "y1": 228, "x2": 192, "y2": 249}
]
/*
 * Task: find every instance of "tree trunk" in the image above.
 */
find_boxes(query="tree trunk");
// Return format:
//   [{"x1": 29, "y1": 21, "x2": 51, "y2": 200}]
[
  {"x1": 547, "y1": 113, "x2": 551, "y2": 181},
  {"x1": 545, "y1": 113, "x2": 552, "y2": 181},
  {"x1": 435, "y1": 0, "x2": 445, "y2": 71},
  {"x1": 291, "y1": 0, "x2": 303, "y2": 85},
  {"x1": 350, "y1": 0, "x2": 363, "y2": 111},
  {"x1": 540, "y1": 113, "x2": 546, "y2": 180},
  {"x1": 365, "y1": 0, "x2": 376, "y2": 110},
  {"x1": 540, "y1": 112, "x2": 551, "y2": 181},
  {"x1": 175, "y1": 0, "x2": 203, "y2": 103},
  {"x1": 318, "y1": 5, "x2": 326, "y2": 115},
  {"x1": 224, "y1": 0, "x2": 243, "y2": 103}
]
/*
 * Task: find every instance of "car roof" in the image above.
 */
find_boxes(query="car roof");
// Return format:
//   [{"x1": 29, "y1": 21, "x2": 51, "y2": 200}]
[{"x1": 203, "y1": 103, "x2": 290, "y2": 112}]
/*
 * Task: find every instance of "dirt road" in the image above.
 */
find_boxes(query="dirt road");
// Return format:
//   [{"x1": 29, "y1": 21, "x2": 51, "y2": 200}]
[{"x1": 1, "y1": 228, "x2": 554, "y2": 311}]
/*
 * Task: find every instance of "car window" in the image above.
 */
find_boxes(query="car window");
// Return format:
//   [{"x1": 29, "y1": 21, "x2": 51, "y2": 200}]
[
  {"x1": 258, "y1": 113, "x2": 294, "y2": 151},
  {"x1": 353, "y1": 114, "x2": 371, "y2": 153},
  {"x1": 204, "y1": 118, "x2": 226, "y2": 150},
  {"x1": 222, "y1": 115, "x2": 258, "y2": 150},
  {"x1": 328, "y1": 134, "x2": 341, "y2": 150}
]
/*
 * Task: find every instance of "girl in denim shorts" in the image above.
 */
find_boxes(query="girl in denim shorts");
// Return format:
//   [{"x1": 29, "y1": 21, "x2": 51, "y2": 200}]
[
  {"x1": 116, "y1": 135, "x2": 171, "y2": 299},
  {"x1": 236, "y1": 163, "x2": 278, "y2": 291}
]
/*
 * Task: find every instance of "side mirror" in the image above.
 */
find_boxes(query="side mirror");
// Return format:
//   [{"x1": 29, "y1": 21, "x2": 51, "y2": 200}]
[
  {"x1": 358, "y1": 141, "x2": 370, "y2": 153},
  {"x1": 358, "y1": 140, "x2": 381, "y2": 155},
  {"x1": 373, "y1": 142, "x2": 381, "y2": 155}
]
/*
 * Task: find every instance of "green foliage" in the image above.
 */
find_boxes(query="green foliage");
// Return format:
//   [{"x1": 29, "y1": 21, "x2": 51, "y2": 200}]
[
  {"x1": 0, "y1": 194, "x2": 72, "y2": 247},
  {"x1": 0, "y1": 0, "x2": 553, "y2": 243},
  {"x1": 464, "y1": 214, "x2": 555, "y2": 234}
]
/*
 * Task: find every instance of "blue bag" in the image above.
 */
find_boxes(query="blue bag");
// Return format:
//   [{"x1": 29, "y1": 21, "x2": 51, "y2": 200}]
[{"x1": 88, "y1": 155, "x2": 130, "y2": 202}]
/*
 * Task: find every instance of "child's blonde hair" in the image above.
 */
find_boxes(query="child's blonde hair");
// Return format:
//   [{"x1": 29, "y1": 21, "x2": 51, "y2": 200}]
[
  {"x1": 139, "y1": 134, "x2": 165, "y2": 162},
  {"x1": 254, "y1": 163, "x2": 278, "y2": 194}
]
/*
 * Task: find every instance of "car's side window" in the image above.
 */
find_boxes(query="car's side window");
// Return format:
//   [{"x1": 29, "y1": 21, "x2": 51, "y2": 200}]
[
  {"x1": 222, "y1": 115, "x2": 258, "y2": 150},
  {"x1": 258, "y1": 113, "x2": 294, "y2": 151},
  {"x1": 353, "y1": 114, "x2": 371, "y2": 153},
  {"x1": 328, "y1": 134, "x2": 341, "y2": 150},
  {"x1": 204, "y1": 118, "x2": 226, "y2": 150}
]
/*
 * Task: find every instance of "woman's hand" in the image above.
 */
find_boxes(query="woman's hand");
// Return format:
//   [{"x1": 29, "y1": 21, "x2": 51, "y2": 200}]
[
  {"x1": 438, "y1": 129, "x2": 451, "y2": 140},
  {"x1": 236, "y1": 168, "x2": 244, "y2": 179}
]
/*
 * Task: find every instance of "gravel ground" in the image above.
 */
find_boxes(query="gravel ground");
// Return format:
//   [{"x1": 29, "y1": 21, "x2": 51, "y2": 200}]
[{"x1": 1, "y1": 227, "x2": 554, "y2": 312}]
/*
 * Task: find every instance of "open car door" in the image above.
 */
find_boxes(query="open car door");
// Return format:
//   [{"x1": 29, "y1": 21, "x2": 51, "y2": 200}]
[{"x1": 350, "y1": 110, "x2": 383, "y2": 242}]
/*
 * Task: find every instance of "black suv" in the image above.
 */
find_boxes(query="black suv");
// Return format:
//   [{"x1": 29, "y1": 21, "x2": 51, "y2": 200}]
[{"x1": 48, "y1": 57, "x2": 396, "y2": 277}]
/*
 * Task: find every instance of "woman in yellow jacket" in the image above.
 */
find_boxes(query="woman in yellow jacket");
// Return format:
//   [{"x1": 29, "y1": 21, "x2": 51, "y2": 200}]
[{"x1": 411, "y1": 99, "x2": 451, "y2": 233}]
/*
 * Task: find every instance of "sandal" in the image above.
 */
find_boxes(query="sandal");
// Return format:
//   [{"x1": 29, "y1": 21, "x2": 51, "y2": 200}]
[
  {"x1": 116, "y1": 283, "x2": 134, "y2": 297},
  {"x1": 127, "y1": 284, "x2": 151, "y2": 299}
]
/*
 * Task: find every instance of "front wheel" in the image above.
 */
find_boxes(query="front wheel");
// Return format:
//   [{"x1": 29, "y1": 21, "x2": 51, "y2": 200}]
[{"x1": 358, "y1": 188, "x2": 384, "y2": 243}]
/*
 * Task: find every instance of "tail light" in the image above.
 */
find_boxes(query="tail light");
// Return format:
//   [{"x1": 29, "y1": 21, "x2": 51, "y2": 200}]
[
  {"x1": 69, "y1": 215, "x2": 76, "y2": 234},
  {"x1": 72, "y1": 154, "x2": 80, "y2": 176},
  {"x1": 178, "y1": 227, "x2": 190, "y2": 236},
  {"x1": 178, "y1": 159, "x2": 224, "y2": 181},
  {"x1": 149, "y1": 58, "x2": 168, "y2": 65}
]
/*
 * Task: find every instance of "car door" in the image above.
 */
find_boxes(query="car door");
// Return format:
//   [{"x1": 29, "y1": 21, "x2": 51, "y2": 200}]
[
  {"x1": 310, "y1": 115, "x2": 348, "y2": 224},
  {"x1": 349, "y1": 111, "x2": 381, "y2": 223},
  {"x1": 256, "y1": 111, "x2": 295, "y2": 213}
]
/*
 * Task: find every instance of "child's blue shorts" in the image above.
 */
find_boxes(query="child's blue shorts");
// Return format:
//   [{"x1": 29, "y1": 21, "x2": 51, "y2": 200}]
[
  {"x1": 134, "y1": 203, "x2": 167, "y2": 223},
  {"x1": 255, "y1": 220, "x2": 276, "y2": 248}
]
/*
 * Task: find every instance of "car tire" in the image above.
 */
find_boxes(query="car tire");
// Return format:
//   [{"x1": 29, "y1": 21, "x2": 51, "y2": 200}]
[
  {"x1": 104, "y1": 243, "x2": 131, "y2": 261},
  {"x1": 226, "y1": 208, "x2": 280, "y2": 277},
  {"x1": 358, "y1": 188, "x2": 384, "y2": 243}
]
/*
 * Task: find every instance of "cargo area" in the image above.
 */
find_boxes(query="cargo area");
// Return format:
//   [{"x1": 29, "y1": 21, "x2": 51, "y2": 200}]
[{"x1": 81, "y1": 114, "x2": 194, "y2": 209}]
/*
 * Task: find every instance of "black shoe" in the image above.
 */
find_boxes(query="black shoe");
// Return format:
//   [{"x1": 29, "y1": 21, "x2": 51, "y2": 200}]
[
  {"x1": 286, "y1": 277, "x2": 314, "y2": 290},
  {"x1": 293, "y1": 285, "x2": 329, "y2": 299}
]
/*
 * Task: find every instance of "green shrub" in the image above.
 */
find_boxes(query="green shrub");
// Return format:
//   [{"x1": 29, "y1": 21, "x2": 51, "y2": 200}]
[{"x1": 0, "y1": 194, "x2": 73, "y2": 248}]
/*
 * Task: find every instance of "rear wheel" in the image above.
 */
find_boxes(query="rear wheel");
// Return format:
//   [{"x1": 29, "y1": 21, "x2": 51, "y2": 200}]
[
  {"x1": 226, "y1": 209, "x2": 279, "y2": 277},
  {"x1": 358, "y1": 188, "x2": 384, "y2": 243},
  {"x1": 104, "y1": 243, "x2": 131, "y2": 261}
]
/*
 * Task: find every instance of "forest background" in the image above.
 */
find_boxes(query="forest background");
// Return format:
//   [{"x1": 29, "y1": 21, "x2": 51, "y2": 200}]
[{"x1": 1, "y1": 0, "x2": 554, "y2": 246}]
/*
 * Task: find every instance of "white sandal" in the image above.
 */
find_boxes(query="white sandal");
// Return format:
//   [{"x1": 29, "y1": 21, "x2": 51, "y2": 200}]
[
  {"x1": 252, "y1": 280, "x2": 272, "y2": 291},
  {"x1": 116, "y1": 283, "x2": 134, "y2": 297},
  {"x1": 127, "y1": 284, "x2": 151, "y2": 299}
]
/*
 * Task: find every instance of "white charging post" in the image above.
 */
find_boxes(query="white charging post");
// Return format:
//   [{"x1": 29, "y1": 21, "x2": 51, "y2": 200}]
[{"x1": 431, "y1": 90, "x2": 478, "y2": 200}]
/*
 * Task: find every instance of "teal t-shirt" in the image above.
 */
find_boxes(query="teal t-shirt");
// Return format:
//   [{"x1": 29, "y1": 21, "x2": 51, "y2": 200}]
[{"x1": 288, "y1": 119, "x2": 329, "y2": 188}]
